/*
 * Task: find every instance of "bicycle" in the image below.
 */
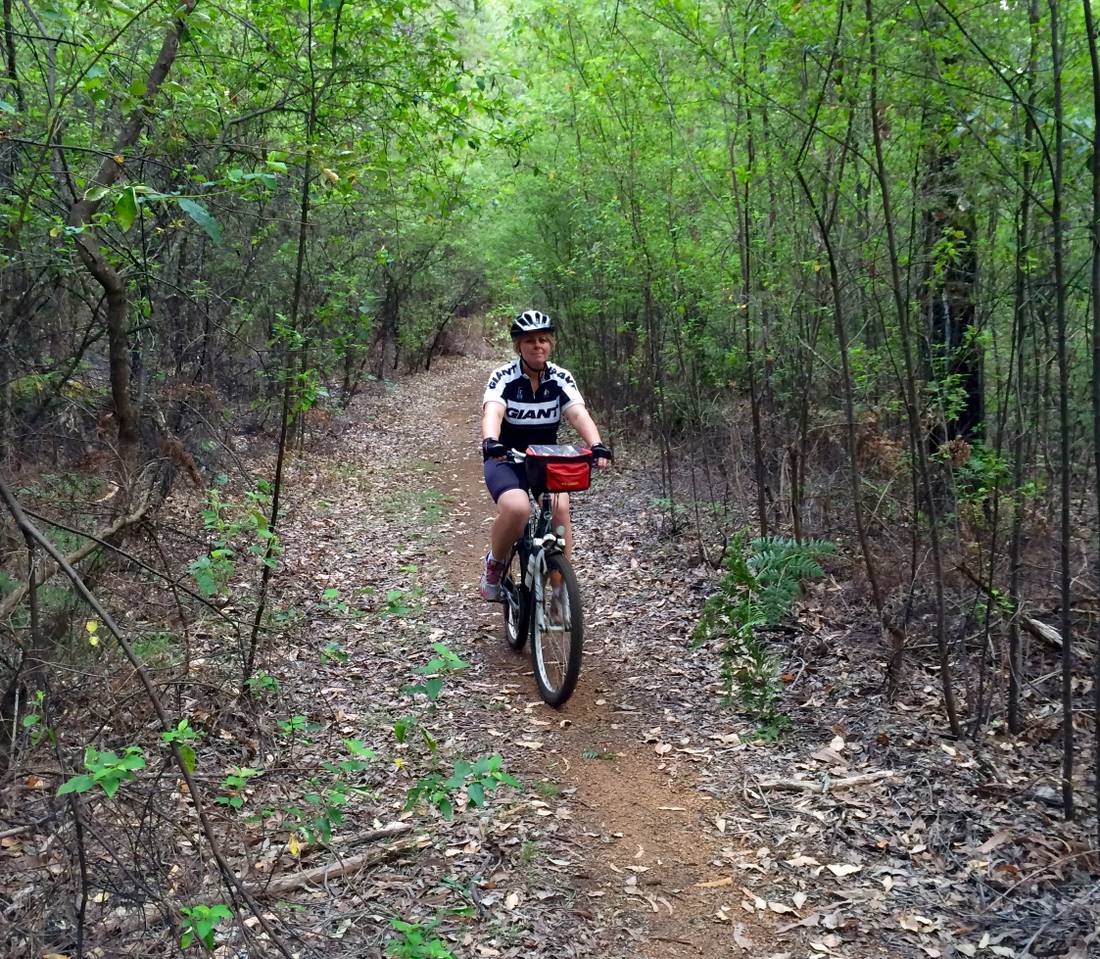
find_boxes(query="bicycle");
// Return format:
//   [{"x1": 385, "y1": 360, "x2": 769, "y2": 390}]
[{"x1": 498, "y1": 445, "x2": 593, "y2": 708}]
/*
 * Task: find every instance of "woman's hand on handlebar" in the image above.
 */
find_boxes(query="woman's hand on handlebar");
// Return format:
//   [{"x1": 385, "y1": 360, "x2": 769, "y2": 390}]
[
  {"x1": 590, "y1": 442, "x2": 614, "y2": 469},
  {"x1": 482, "y1": 438, "x2": 507, "y2": 462}
]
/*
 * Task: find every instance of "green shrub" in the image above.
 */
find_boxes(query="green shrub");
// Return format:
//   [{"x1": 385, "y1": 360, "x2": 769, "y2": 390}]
[{"x1": 693, "y1": 532, "x2": 834, "y2": 739}]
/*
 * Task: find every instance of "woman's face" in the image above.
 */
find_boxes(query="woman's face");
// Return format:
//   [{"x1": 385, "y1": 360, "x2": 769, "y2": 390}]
[{"x1": 516, "y1": 332, "x2": 554, "y2": 369}]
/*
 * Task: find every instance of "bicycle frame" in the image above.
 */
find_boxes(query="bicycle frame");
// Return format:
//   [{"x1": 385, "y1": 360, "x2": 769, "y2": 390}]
[
  {"x1": 519, "y1": 491, "x2": 564, "y2": 626},
  {"x1": 499, "y1": 446, "x2": 592, "y2": 707}
]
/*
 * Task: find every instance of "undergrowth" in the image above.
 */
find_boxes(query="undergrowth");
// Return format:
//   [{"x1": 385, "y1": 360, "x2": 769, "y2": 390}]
[{"x1": 693, "y1": 532, "x2": 835, "y2": 739}]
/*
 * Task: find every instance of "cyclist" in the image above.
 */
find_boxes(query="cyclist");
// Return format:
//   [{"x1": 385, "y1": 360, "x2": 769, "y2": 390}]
[{"x1": 479, "y1": 310, "x2": 612, "y2": 601}]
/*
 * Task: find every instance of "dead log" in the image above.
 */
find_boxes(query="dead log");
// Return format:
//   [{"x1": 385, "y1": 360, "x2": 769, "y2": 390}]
[
  {"x1": 755, "y1": 770, "x2": 896, "y2": 793},
  {"x1": 248, "y1": 835, "x2": 426, "y2": 897},
  {"x1": 958, "y1": 565, "x2": 1095, "y2": 659}
]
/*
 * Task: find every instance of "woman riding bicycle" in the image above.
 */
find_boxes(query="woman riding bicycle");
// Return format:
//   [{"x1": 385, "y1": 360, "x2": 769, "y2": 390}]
[{"x1": 479, "y1": 310, "x2": 612, "y2": 601}]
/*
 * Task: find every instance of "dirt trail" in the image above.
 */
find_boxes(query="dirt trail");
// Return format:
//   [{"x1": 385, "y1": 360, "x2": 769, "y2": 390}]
[{"x1": 427, "y1": 361, "x2": 770, "y2": 958}]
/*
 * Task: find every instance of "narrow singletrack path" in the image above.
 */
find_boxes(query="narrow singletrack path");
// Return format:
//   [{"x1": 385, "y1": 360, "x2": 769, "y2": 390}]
[
  {"x1": 424, "y1": 358, "x2": 772, "y2": 958},
  {"x1": 268, "y1": 355, "x2": 775, "y2": 958},
  {"x1": 263, "y1": 353, "x2": 1100, "y2": 959}
]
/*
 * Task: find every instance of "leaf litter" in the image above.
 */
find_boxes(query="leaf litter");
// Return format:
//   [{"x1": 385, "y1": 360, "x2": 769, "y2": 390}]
[{"x1": 3, "y1": 356, "x2": 1095, "y2": 959}]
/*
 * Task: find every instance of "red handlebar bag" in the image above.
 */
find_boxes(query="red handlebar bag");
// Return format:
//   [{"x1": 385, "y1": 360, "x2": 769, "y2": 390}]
[{"x1": 525, "y1": 444, "x2": 592, "y2": 493}]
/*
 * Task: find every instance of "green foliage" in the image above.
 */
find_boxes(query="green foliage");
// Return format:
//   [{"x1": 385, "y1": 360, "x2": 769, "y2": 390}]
[
  {"x1": 20, "y1": 689, "x2": 48, "y2": 748},
  {"x1": 404, "y1": 754, "x2": 520, "y2": 821},
  {"x1": 179, "y1": 903, "x2": 233, "y2": 951},
  {"x1": 189, "y1": 485, "x2": 280, "y2": 598},
  {"x1": 318, "y1": 587, "x2": 359, "y2": 619},
  {"x1": 693, "y1": 533, "x2": 834, "y2": 738},
  {"x1": 160, "y1": 718, "x2": 203, "y2": 774},
  {"x1": 216, "y1": 766, "x2": 262, "y2": 810},
  {"x1": 745, "y1": 536, "x2": 836, "y2": 625},
  {"x1": 58, "y1": 745, "x2": 146, "y2": 799},
  {"x1": 245, "y1": 671, "x2": 280, "y2": 696},
  {"x1": 324, "y1": 738, "x2": 377, "y2": 776},
  {"x1": 286, "y1": 784, "x2": 350, "y2": 845},
  {"x1": 132, "y1": 631, "x2": 177, "y2": 664},
  {"x1": 384, "y1": 587, "x2": 418, "y2": 617},
  {"x1": 278, "y1": 739, "x2": 376, "y2": 844},
  {"x1": 321, "y1": 640, "x2": 349, "y2": 664},
  {"x1": 386, "y1": 916, "x2": 456, "y2": 959},
  {"x1": 402, "y1": 642, "x2": 469, "y2": 701},
  {"x1": 277, "y1": 714, "x2": 320, "y2": 738}
]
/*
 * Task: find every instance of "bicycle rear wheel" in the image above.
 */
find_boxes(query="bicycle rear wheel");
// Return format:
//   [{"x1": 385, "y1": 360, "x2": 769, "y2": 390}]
[
  {"x1": 530, "y1": 554, "x2": 583, "y2": 707},
  {"x1": 501, "y1": 546, "x2": 528, "y2": 651}
]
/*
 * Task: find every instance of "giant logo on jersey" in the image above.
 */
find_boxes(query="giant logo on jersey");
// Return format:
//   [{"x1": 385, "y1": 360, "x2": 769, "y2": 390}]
[{"x1": 506, "y1": 400, "x2": 560, "y2": 422}]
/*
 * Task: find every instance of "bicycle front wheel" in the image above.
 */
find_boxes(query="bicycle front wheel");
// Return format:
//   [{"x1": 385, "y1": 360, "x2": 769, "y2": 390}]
[
  {"x1": 530, "y1": 554, "x2": 583, "y2": 707},
  {"x1": 501, "y1": 546, "x2": 528, "y2": 652}
]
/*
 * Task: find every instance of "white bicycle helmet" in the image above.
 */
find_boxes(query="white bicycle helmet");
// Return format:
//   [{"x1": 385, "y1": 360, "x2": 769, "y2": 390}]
[{"x1": 510, "y1": 309, "x2": 555, "y2": 338}]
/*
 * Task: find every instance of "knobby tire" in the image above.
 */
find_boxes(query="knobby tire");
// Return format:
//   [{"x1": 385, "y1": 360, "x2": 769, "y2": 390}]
[
  {"x1": 531, "y1": 554, "x2": 583, "y2": 708},
  {"x1": 502, "y1": 545, "x2": 528, "y2": 651}
]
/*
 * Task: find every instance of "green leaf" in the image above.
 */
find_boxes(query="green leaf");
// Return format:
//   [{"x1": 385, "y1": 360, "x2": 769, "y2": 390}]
[
  {"x1": 57, "y1": 774, "x2": 95, "y2": 796},
  {"x1": 0, "y1": 99, "x2": 15, "y2": 114},
  {"x1": 344, "y1": 738, "x2": 375, "y2": 758},
  {"x1": 118, "y1": 752, "x2": 146, "y2": 771},
  {"x1": 178, "y1": 198, "x2": 222, "y2": 244},
  {"x1": 177, "y1": 744, "x2": 196, "y2": 773},
  {"x1": 115, "y1": 188, "x2": 138, "y2": 232},
  {"x1": 466, "y1": 782, "x2": 485, "y2": 807}
]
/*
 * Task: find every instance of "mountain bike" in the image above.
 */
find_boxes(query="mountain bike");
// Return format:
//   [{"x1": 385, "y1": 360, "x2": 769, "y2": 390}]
[{"x1": 498, "y1": 445, "x2": 592, "y2": 708}]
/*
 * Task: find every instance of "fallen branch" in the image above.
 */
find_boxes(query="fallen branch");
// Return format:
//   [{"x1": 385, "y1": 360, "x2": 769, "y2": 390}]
[
  {"x1": 0, "y1": 475, "x2": 295, "y2": 959},
  {"x1": 0, "y1": 478, "x2": 154, "y2": 624},
  {"x1": 103, "y1": 829, "x2": 426, "y2": 940},
  {"x1": 958, "y1": 565, "x2": 1095, "y2": 660},
  {"x1": 755, "y1": 770, "x2": 896, "y2": 793},
  {"x1": 249, "y1": 835, "x2": 425, "y2": 897},
  {"x1": 258, "y1": 820, "x2": 413, "y2": 854}
]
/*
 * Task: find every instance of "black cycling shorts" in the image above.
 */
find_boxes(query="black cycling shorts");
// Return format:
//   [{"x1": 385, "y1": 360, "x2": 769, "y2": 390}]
[{"x1": 483, "y1": 459, "x2": 528, "y2": 502}]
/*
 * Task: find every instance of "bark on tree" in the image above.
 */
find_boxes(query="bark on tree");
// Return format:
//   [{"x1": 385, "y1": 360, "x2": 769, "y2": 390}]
[
  {"x1": 1048, "y1": 0, "x2": 1074, "y2": 820},
  {"x1": 65, "y1": 0, "x2": 200, "y2": 470},
  {"x1": 1082, "y1": 0, "x2": 1100, "y2": 846},
  {"x1": 920, "y1": 139, "x2": 984, "y2": 442}
]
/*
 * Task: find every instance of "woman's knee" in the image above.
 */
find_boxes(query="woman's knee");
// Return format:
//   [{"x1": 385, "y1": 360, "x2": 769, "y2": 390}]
[{"x1": 497, "y1": 490, "x2": 530, "y2": 521}]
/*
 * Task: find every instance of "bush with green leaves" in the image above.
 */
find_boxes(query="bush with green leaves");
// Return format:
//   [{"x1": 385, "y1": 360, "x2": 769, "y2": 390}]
[
  {"x1": 402, "y1": 642, "x2": 469, "y2": 702},
  {"x1": 693, "y1": 533, "x2": 835, "y2": 739},
  {"x1": 179, "y1": 903, "x2": 233, "y2": 951},
  {"x1": 188, "y1": 482, "x2": 280, "y2": 598},
  {"x1": 386, "y1": 916, "x2": 456, "y2": 959},
  {"x1": 404, "y1": 753, "x2": 520, "y2": 821},
  {"x1": 57, "y1": 745, "x2": 146, "y2": 799}
]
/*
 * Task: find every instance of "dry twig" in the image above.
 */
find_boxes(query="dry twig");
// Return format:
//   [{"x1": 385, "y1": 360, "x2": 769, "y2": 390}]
[{"x1": 755, "y1": 770, "x2": 896, "y2": 793}]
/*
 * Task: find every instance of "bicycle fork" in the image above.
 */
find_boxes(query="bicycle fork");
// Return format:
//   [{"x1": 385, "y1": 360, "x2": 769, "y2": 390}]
[{"x1": 526, "y1": 530, "x2": 567, "y2": 633}]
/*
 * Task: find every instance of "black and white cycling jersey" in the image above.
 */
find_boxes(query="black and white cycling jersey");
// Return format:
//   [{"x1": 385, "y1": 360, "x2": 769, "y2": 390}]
[{"x1": 483, "y1": 360, "x2": 585, "y2": 449}]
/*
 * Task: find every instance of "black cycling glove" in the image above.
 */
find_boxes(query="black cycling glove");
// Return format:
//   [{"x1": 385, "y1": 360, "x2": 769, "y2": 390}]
[
  {"x1": 482, "y1": 438, "x2": 507, "y2": 462},
  {"x1": 590, "y1": 442, "x2": 614, "y2": 462}
]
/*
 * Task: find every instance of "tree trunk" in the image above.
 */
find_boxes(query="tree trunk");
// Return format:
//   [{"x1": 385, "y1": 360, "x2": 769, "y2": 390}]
[
  {"x1": 920, "y1": 149, "x2": 983, "y2": 442},
  {"x1": 867, "y1": 0, "x2": 961, "y2": 736},
  {"x1": 65, "y1": 0, "x2": 200, "y2": 470},
  {"x1": 1082, "y1": 0, "x2": 1100, "y2": 845},
  {"x1": 1048, "y1": 0, "x2": 1074, "y2": 820}
]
